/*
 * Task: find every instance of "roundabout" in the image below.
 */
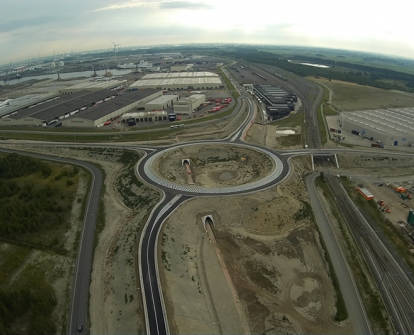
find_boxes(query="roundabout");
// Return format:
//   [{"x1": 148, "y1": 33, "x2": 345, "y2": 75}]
[{"x1": 142, "y1": 142, "x2": 285, "y2": 194}]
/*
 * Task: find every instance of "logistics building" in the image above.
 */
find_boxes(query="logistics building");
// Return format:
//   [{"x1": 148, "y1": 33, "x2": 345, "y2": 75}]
[
  {"x1": 0, "y1": 93, "x2": 60, "y2": 119},
  {"x1": 340, "y1": 108, "x2": 414, "y2": 147},
  {"x1": 174, "y1": 94, "x2": 205, "y2": 114},
  {"x1": 62, "y1": 88, "x2": 161, "y2": 128},
  {"x1": 1, "y1": 88, "x2": 161, "y2": 128},
  {"x1": 142, "y1": 94, "x2": 179, "y2": 111},
  {"x1": 60, "y1": 80, "x2": 124, "y2": 94},
  {"x1": 129, "y1": 72, "x2": 222, "y2": 90},
  {"x1": 1, "y1": 90, "x2": 117, "y2": 126},
  {"x1": 170, "y1": 64, "x2": 192, "y2": 72},
  {"x1": 122, "y1": 111, "x2": 168, "y2": 125},
  {"x1": 253, "y1": 85, "x2": 297, "y2": 120}
]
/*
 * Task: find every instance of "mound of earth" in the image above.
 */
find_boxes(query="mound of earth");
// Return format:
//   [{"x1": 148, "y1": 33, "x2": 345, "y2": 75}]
[{"x1": 152, "y1": 144, "x2": 275, "y2": 188}]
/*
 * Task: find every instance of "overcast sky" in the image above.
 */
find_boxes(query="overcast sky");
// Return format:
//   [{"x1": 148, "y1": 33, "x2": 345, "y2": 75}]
[{"x1": 1, "y1": 0, "x2": 414, "y2": 65}]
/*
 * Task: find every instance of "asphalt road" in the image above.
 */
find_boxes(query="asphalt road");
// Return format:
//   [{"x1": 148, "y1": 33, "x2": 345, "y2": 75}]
[
  {"x1": 306, "y1": 173, "x2": 372, "y2": 334},
  {"x1": 0, "y1": 62, "x2": 389, "y2": 335},
  {"x1": 0, "y1": 148, "x2": 103, "y2": 335}
]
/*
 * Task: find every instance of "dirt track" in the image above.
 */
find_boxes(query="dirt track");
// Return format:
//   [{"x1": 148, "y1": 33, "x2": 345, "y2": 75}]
[{"x1": 159, "y1": 157, "x2": 354, "y2": 334}]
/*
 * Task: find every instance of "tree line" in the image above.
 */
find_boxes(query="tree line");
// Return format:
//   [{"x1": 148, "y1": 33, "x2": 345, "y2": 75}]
[{"x1": 213, "y1": 48, "x2": 414, "y2": 92}]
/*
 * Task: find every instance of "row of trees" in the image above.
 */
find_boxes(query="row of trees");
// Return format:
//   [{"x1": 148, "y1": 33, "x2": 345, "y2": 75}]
[
  {"x1": 213, "y1": 48, "x2": 414, "y2": 92},
  {"x1": 0, "y1": 153, "x2": 51, "y2": 178}
]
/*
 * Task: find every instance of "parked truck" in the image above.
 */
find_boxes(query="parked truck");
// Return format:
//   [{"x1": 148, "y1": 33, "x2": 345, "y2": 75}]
[
  {"x1": 352, "y1": 130, "x2": 361, "y2": 136},
  {"x1": 371, "y1": 143, "x2": 384, "y2": 148}
]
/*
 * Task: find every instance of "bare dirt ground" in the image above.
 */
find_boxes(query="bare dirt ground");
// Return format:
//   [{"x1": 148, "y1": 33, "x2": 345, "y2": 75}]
[
  {"x1": 336, "y1": 153, "x2": 414, "y2": 226},
  {"x1": 1, "y1": 143, "x2": 159, "y2": 334},
  {"x1": 152, "y1": 144, "x2": 274, "y2": 187},
  {"x1": 245, "y1": 123, "x2": 303, "y2": 150},
  {"x1": 159, "y1": 156, "x2": 354, "y2": 334}
]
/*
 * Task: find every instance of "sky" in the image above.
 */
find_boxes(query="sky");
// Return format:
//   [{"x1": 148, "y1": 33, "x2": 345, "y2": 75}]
[{"x1": 1, "y1": 0, "x2": 414, "y2": 65}]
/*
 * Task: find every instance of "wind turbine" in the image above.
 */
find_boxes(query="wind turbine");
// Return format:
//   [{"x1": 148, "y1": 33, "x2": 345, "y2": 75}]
[{"x1": 111, "y1": 41, "x2": 121, "y2": 63}]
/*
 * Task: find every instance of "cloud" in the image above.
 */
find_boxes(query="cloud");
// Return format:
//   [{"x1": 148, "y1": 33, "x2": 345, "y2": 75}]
[
  {"x1": 93, "y1": 0, "x2": 213, "y2": 11},
  {"x1": 160, "y1": 1, "x2": 214, "y2": 10},
  {"x1": 93, "y1": 0, "x2": 159, "y2": 11},
  {"x1": 0, "y1": 17, "x2": 55, "y2": 33}
]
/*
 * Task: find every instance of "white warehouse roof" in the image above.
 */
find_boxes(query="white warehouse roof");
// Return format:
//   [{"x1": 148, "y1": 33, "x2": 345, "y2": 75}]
[
  {"x1": 342, "y1": 107, "x2": 414, "y2": 136},
  {"x1": 130, "y1": 78, "x2": 221, "y2": 88},
  {"x1": 146, "y1": 95, "x2": 178, "y2": 105},
  {"x1": 142, "y1": 71, "x2": 218, "y2": 79},
  {"x1": 61, "y1": 80, "x2": 124, "y2": 91}
]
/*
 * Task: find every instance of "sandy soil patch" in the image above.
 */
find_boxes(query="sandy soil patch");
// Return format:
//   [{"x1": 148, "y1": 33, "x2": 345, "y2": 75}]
[
  {"x1": 246, "y1": 123, "x2": 303, "y2": 150},
  {"x1": 152, "y1": 144, "x2": 274, "y2": 187},
  {"x1": 160, "y1": 157, "x2": 353, "y2": 334}
]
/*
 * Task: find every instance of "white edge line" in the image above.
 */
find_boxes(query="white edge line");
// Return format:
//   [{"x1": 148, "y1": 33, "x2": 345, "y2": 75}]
[
  {"x1": 153, "y1": 195, "x2": 183, "y2": 335},
  {"x1": 136, "y1": 151, "x2": 166, "y2": 335},
  {"x1": 69, "y1": 163, "x2": 96, "y2": 334}
]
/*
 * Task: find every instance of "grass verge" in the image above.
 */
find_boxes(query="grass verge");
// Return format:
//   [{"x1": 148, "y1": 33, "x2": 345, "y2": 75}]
[
  {"x1": 316, "y1": 176, "x2": 390, "y2": 332},
  {"x1": 316, "y1": 84, "x2": 329, "y2": 145},
  {"x1": 218, "y1": 66, "x2": 239, "y2": 100},
  {"x1": 295, "y1": 196, "x2": 349, "y2": 322}
]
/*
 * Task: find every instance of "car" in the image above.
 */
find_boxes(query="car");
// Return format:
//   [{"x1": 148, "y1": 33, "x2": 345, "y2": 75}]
[
  {"x1": 378, "y1": 183, "x2": 384, "y2": 187},
  {"x1": 77, "y1": 324, "x2": 82, "y2": 332}
]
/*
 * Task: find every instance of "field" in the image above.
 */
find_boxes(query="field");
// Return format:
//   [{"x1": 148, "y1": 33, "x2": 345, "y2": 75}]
[
  {"x1": 260, "y1": 46, "x2": 414, "y2": 76},
  {"x1": 309, "y1": 78, "x2": 414, "y2": 111}
]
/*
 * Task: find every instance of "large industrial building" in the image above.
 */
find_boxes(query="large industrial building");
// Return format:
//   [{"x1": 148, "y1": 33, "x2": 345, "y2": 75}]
[
  {"x1": 340, "y1": 108, "x2": 414, "y2": 146},
  {"x1": 129, "y1": 72, "x2": 223, "y2": 90},
  {"x1": 62, "y1": 89, "x2": 161, "y2": 127},
  {"x1": 1, "y1": 88, "x2": 162, "y2": 128},
  {"x1": 174, "y1": 94, "x2": 205, "y2": 114},
  {"x1": 59, "y1": 80, "x2": 124, "y2": 94},
  {"x1": 170, "y1": 64, "x2": 192, "y2": 72},
  {"x1": 253, "y1": 85, "x2": 297, "y2": 120},
  {"x1": 0, "y1": 93, "x2": 60, "y2": 119},
  {"x1": 143, "y1": 94, "x2": 179, "y2": 111},
  {"x1": 121, "y1": 111, "x2": 168, "y2": 124}
]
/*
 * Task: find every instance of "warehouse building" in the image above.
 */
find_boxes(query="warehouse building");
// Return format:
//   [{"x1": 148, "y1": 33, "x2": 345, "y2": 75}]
[
  {"x1": 60, "y1": 80, "x2": 124, "y2": 94},
  {"x1": 0, "y1": 93, "x2": 60, "y2": 118},
  {"x1": 142, "y1": 94, "x2": 179, "y2": 111},
  {"x1": 254, "y1": 85, "x2": 297, "y2": 120},
  {"x1": 170, "y1": 64, "x2": 192, "y2": 72},
  {"x1": 129, "y1": 72, "x2": 222, "y2": 90},
  {"x1": 1, "y1": 90, "x2": 117, "y2": 126},
  {"x1": 174, "y1": 94, "x2": 205, "y2": 114},
  {"x1": 340, "y1": 108, "x2": 414, "y2": 146},
  {"x1": 122, "y1": 111, "x2": 168, "y2": 124},
  {"x1": 142, "y1": 72, "x2": 218, "y2": 79},
  {"x1": 62, "y1": 88, "x2": 161, "y2": 128}
]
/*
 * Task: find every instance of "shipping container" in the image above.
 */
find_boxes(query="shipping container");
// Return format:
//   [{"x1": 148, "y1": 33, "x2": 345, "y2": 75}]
[{"x1": 356, "y1": 187, "x2": 374, "y2": 200}]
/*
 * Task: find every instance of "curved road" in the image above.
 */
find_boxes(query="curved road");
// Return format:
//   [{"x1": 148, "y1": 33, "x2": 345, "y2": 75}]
[
  {"x1": 0, "y1": 148, "x2": 102, "y2": 335},
  {"x1": 135, "y1": 78, "x2": 371, "y2": 334},
  {"x1": 0, "y1": 63, "x2": 381, "y2": 335}
]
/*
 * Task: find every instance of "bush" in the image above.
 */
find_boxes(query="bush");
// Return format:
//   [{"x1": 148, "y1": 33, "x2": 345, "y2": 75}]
[{"x1": 66, "y1": 179, "x2": 74, "y2": 187}]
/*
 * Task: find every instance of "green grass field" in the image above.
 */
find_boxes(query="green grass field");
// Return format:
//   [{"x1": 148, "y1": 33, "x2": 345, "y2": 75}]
[
  {"x1": 260, "y1": 47, "x2": 414, "y2": 76},
  {"x1": 312, "y1": 79, "x2": 414, "y2": 111}
]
